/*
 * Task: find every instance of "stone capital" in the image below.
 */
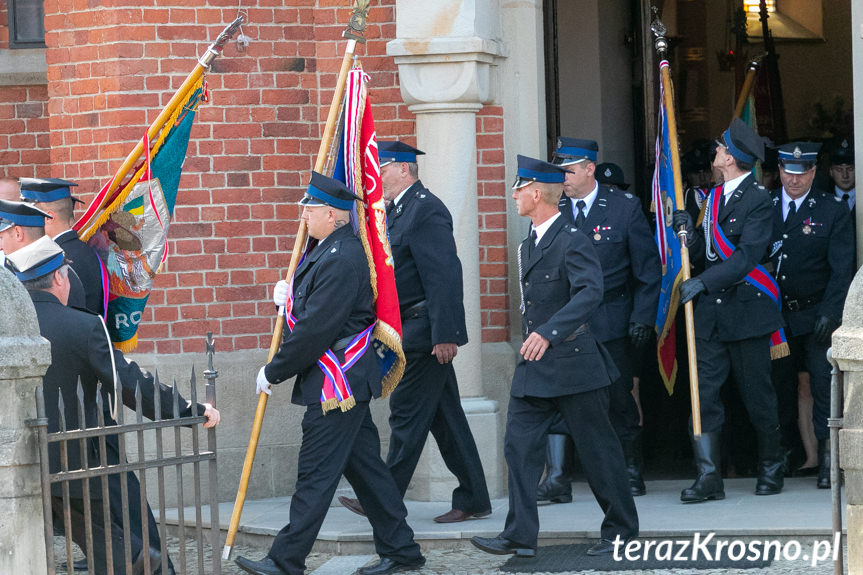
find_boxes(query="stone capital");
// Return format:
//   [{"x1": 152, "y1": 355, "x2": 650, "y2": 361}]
[{"x1": 387, "y1": 36, "x2": 505, "y2": 113}]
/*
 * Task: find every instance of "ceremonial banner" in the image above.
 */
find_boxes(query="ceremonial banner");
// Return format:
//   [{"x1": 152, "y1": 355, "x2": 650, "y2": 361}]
[
  {"x1": 335, "y1": 65, "x2": 405, "y2": 397},
  {"x1": 652, "y1": 60, "x2": 684, "y2": 395},
  {"x1": 74, "y1": 85, "x2": 205, "y2": 351}
]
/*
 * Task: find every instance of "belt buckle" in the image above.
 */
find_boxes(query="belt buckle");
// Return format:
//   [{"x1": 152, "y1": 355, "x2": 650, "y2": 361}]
[{"x1": 786, "y1": 299, "x2": 800, "y2": 312}]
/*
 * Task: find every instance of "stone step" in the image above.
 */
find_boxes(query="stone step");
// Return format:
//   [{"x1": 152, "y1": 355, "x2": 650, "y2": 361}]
[{"x1": 155, "y1": 478, "x2": 846, "y2": 555}]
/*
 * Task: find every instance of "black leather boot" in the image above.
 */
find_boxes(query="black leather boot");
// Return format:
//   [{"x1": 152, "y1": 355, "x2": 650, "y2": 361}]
[
  {"x1": 536, "y1": 434, "x2": 573, "y2": 503},
  {"x1": 680, "y1": 431, "x2": 724, "y2": 503},
  {"x1": 755, "y1": 425, "x2": 785, "y2": 495},
  {"x1": 817, "y1": 439, "x2": 831, "y2": 489},
  {"x1": 622, "y1": 432, "x2": 646, "y2": 496}
]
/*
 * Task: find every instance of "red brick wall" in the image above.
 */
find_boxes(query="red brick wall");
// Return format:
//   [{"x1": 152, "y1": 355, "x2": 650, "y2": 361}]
[
  {"x1": 477, "y1": 107, "x2": 508, "y2": 343},
  {"x1": 0, "y1": 0, "x2": 8, "y2": 50},
  {"x1": 0, "y1": 85, "x2": 51, "y2": 178},
  {"x1": 8, "y1": 1, "x2": 508, "y2": 353},
  {"x1": 0, "y1": 2, "x2": 51, "y2": 178}
]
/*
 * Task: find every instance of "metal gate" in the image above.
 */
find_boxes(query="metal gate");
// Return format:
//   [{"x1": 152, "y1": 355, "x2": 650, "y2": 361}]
[{"x1": 30, "y1": 333, "x2": 221, "y2": 575}]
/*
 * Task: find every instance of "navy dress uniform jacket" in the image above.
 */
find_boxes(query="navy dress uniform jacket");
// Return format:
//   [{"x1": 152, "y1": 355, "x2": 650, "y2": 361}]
[
  {"x1": 265, "y1": 225, "x2": 381, "y2": 405},
  {"x1": 55, "y1": 229, "x2": 105, "y2": 316},
  {"x1": 770, "y1": 189, "x2": 855, "y2": 336},
  {"x1": 512, "y1": 215, "x2": 611, "y2": 398},
  {"x1": 30, "y1": 290, "x2": 199, "y2": 499},
  {"x1": 688, "y1": 175, "x2": 785, "y2": 341},
  {"x1": 559, "y1": 186, "x2": 661, "y2": 342},
  {"x1": 387, "y1": 181, "x2": 468, "y2": 351}
]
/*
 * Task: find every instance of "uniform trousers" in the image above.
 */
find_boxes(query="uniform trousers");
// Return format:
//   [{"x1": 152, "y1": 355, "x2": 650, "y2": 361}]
[
  {"x1": 696, "y1": 333, "x2": 779, "y2": 433},
  {"x1": 53, "y1": 469, "x2": 164, "y2": 573},
  {"x1": 547, "y1": 338, "x2": 640, "y2": 442},
  {"x1": 500, "y1": 387, "x2": 638, "y2": 548},
  {"x1": 269, "y1": 401, "x2": 422, "y2": 575},
  {"x1": 788, "y1": 333, "x2": 833, "y2": 440},
  {"x1": 602, "y1": 337, "x2": 640, "y2": 441},
  {"x1": 386, "y1": 352, "x2": 491, "y2": 514},
  {"x1": 52, "y1": 494, "x2": 142, "y2": 575}
]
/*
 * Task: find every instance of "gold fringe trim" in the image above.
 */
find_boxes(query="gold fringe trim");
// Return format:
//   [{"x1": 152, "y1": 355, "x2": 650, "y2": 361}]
[
  {"x1": 657, "y1": 351, "x2": 678, "y2": 397},
  {"x1": 80, "y1": 78, "x2": 205, "y2": 242},
  {"x1": 375, "y1": 320, "x2": 406, "y2": 399},
  {"x1": 770, "y1": 341, "x2": 790, "y2": 360},
  {"x1": 349, "y1": 70, "x2": 381, "y2": 303},
  {"x1": 338, "y1": 395, "x2": 356, "y2": 412},
  {"x1": 321, "y1": 398, "x2": 339, "y2": 414},
  {"x1": 112, "y1": 334, "x2": 138, "y2": 353}
]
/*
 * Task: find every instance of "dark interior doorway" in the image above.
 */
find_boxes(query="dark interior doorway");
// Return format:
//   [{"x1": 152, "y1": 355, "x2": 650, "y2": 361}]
[{"x1": 542, "y1": 0, "x2": 854, "y2": 482}]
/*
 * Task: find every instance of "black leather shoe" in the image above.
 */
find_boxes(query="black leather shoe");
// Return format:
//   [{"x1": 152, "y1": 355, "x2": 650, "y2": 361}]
[
  {"x1": 622, "y1": 436, "x2": 647, "y2": 497},
  {"x1": 586, "y1": 538, "x2": 624, "y2": 556},
  {"x1": 235, "y1": 555, "x2": 287, "y2": 575},
  {"x1": 680, "y1": 431, "x2": 725, "y2": 503},
  {"x1": 470, "y1": 536, "x2": 536, "y2": 557},
  {"x1": 60, "y1": 558, "x2": 88, "y2": 572},
  {"x1": 755, "y1": 426, "x2": 785, "y2": 495},
  {"x1": 338, "y1": 495, "x2": 367, "y2": 517},
  {"x1": 536, "y1": 434, "x2": 574, "y2": 504},
  {"x1": 356, "y1": 556, "x2": 426, "y2": 574}
]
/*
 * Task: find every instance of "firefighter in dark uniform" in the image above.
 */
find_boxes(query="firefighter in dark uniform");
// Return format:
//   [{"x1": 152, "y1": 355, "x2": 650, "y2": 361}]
[
  {"x1": 829, "y1": 138, "x2": 855, "y2": 215},
  {"x1": 771, "y1": 142, "x2": 854, "y2": 488},
  {"x1": 538, "y1": 138, "x2": 660, "y2": 500},
  {"x1": 471, "y1": 155, "x2": 638, "y2": 559},
  {"x1": 595, "y1": 162, "x2": 629, "y2": 190},
  {"x1": 0, "y1": 198, "x2": 87, "y2": 309},
  {"x1": 21, "y1": 177, "x2": 107, "y2": 316},
  {"x1": 236, "y1": 172, "x2": 424, "y2": 575},
  {"x1": 338, "y1": 141, "x2": 491, "y2": 524},
  {"x1": 6, "y1": 235, "x2": 219, "y2": 575},
  {"x1": 682, "y1": 140, "x2": 715, "y2": 225},
  {"x1": 673, "y1": 118, "x2": 786, "y2": 502}
]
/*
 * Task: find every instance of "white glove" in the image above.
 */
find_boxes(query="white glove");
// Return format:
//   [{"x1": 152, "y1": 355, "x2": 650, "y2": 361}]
[
  {"x1": 256, "y1": 366, "x2": 272, "y2": 396},
  {"x1": 272, "y1": 280, "x2": 289, "y2": 307}
]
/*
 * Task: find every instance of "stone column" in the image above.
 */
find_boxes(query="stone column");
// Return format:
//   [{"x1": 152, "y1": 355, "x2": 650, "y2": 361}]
[
  {"x1": 387, "y1": 1, "x2": 505, "y2": 499},
  {"x1": 832, "y1": 268, "x2": 863, "y2": 574},
  {"x1": 0, "y1": 268, "x2": 51, "y2": 573}
]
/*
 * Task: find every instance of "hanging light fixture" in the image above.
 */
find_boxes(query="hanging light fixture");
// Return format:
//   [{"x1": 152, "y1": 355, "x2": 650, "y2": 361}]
[{"x1": 743, "y1": 0, "x2": 776, "y2": 14}]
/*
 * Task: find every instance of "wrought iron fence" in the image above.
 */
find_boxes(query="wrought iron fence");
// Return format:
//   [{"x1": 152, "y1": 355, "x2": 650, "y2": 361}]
[{"x1": 30, "y1": 333, "x2": 221, "y2": 575}]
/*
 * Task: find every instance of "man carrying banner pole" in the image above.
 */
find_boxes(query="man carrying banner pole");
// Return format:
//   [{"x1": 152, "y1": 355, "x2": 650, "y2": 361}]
[
  {"x1": 672, "y1": 115, "x2": 788, "y2": 502},
  {"x1": 234, "y1": 172, "x2": 423, "y2": 575},
  {"x1": 223, "y1": 2, "x2": 382, "y2": 560}
]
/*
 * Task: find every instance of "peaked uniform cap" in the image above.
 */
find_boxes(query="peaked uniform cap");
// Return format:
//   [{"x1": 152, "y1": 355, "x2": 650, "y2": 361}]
[
  {"x1": 682, "y1": 141, "x2": 713, "y2": 172},
  {"x1": 298, "y1": 171, "x2": 360, "y2": 211},
  {"x1": 4, "y1": 235, "x2": 66, "y2": 281},
  {"x1": 778, "y1": 141, "x2": 821, "y2": 175},
  {"x1": 19, "y1": 177, "x2": 81, "y2": 204},
  {"x1": 513, "y1": 154, "x2": 567, "y2": 189},
  {"x1": 0, "y1": 198, "x2": 52, "y2": 233},
  {"x1": 830, "y1": 138, "x2": 855, "y2": 165},
  {"x1": 719, "y1": 118, "x2": 765, "y2": 164},
  {"x1": 595, "y1": 162, "x2": 629, "y2": 190},
  {"x1": 378, "y1": 141, "x2": 425, "y2": 167},
  {"x1": 552, "y1": 137, "x2": 599, "y2": 166}
]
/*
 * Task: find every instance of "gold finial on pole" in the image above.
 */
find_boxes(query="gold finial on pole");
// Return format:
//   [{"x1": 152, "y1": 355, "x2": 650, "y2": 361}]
[{"x1": 344, "y1": 0, "x2": 372, "y2": 43}]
